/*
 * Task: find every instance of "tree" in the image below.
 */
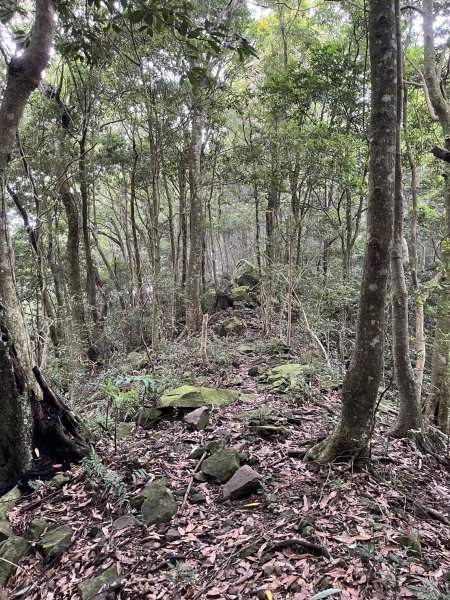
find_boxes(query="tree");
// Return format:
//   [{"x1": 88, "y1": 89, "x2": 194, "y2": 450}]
[
  {"x1": 306, "y1": 0, "x2": 397, "y2": 463},
  {"x1": 0, "y1": 0, "x2": 89, "y2": 491}
]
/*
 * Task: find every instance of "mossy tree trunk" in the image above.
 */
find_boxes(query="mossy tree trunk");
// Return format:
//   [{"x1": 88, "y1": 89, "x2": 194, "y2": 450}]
[{"x1": 306, "y1": 0, "x2": 397, "y2": 463}]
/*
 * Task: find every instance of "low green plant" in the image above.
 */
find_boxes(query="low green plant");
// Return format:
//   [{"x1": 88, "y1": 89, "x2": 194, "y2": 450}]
[{"x1": 81, "y1": 452, "x2": 129, "y2": 508}]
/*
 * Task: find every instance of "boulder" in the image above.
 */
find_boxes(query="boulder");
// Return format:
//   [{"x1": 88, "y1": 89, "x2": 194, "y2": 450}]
[
  {"x1": 51, "y1": 474, "x2": 70, "y2": 489},
  {"x1": 37, "y1": 525, "x2": 73, "y2": 561},
  {"x1": 157, "y1": 386, "x2": 238, "y2": 410},
  {"x1": 223, "y1": 466, "x2": 262, "y2": 500},
  {"x1": 26, "y1": 518, "x2": 50, "y2": 540},
  {"x1": 189, "y1": 440, "x2": 224, "y2": 460},
  {"x1": 136, "y1": 407, "x2": 163, "y2": 428},
  {"x1": 0, "y1": 486, "x2": 20, "y2": 520},
  {"x1": 233, "y1": 259, "x2": 260, "y2": 288},
  {"x1": 111, "y1": 515, "x2": 138, "y2": 532},
  {"x1": 183, "y1": 407, "x2": 210, "y2": 431},
  {"x1": 131, "y1": 478, "x2": 167, "y2": 509},
  {"x1": 231, "y1": 286, "x2": 252, "y2": 303},
  {"x1": 218, "y1": 316, "x2": 246, "y2": 337},
  {"x1": 202, "y1": 287, "x2": 217, "y2": 314},
  {"x1": 0, "y1": 520, "x2": 13, "y2": 542},
  {"x1": 267, "y1": 364, "x2": 310, "y2": 388},
  {"x1": 78, "y1": 566, "x2": 119, "y2": 600},
  {"x1": 201, "y1": 449, "x2": 240, "y2": 483},
  {"x1": 127, "y1": 351, "x2": 149, "y2": 370},
  {"x1": 141, "y1": 482, "x2": 177, "y2": 526},
  {"x1": 0, "y1": 536, "x2": 27, "y2": 586}
]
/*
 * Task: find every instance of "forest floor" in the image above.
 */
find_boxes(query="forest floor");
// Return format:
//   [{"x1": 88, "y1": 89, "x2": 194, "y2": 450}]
[{"x1": 4, "y1": 308, "x2": 450, "y2": 600}]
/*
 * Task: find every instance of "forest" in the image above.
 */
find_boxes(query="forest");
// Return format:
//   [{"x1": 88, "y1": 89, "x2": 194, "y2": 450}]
[{"x1": 0, "y1": 0, "x2": 449, "y2": 597}]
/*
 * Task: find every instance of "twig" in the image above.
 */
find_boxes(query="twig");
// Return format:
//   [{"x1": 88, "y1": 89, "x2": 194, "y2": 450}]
[
  {"x1": 178, "y1": 451, "x2": 207, "y2": 515},
  {"x1": 259, "y1": 537, "x2": 331, "y2": 559}
]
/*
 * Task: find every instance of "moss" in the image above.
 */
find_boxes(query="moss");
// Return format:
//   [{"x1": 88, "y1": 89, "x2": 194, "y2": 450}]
[{"x1": 157, "y1": 386, "x2": 238, "y2": 409}]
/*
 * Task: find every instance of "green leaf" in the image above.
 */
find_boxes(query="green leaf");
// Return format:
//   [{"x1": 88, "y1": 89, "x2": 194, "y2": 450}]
[{"x1": 310, "y1": 589, "x2": 342, "y2": 600}]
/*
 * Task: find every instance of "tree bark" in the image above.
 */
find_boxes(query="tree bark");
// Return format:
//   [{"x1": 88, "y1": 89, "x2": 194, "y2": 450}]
[
  {"x1": 306, "y1": 0, "x2": 397, "y2": 463},
  {"x1": 389, "y1": 0, "x2": 422, "y2": 437}
]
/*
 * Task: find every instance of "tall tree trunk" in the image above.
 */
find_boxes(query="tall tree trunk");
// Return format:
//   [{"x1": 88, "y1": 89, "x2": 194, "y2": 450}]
[
  {"x1": 390, "y1": 0, "x2": 422, "y2": 437},
  {"x1": 185, "y1": 104, "x2": 204, "y2": 332},
  {"x1": 422, "y1": 0, "x2": 450, "y2": 431},
  {"x1": 0, "y1": 0, "x2": 89, "y2": 489},
  {"x1": 306, "y1": 0, "x2": 397, "y2": 463}
]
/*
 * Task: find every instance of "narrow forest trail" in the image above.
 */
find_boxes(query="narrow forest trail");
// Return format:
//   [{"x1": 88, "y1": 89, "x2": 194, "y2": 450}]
[{"x1": 4, "y1": 312, "x2": 450, "y2": 600}]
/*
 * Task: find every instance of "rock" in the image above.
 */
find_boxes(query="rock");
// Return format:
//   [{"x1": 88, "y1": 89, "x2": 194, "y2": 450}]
[
  {"x1": 157, "y1": 386, "x2": 238, "y2": 410},
  {"x1": 78, "y1": 566, "x2": 119, "y2": 600},
  {"x1": 26, "y1": 518, "x2": 50, "y2": 540},
  {"x1": 202, "y1": 287, "x2": 217, "y2": 313},
  {"x1": 248, "y1": 365, "x2": 262, "y2": 377},
  {"x1": 193, "y1": 472, "x2": 208, "y2": 482},
  {"x1": 51, "y1": 474, "x2": 70, "y2": 488},
  {"x1": 267, "y1": 364, "x2": 310, "y2": 388},
  {"x1": 248, "y1": 425, "x2": 289, "y2": 438},
  {"x1": 0, "y1": 521, "x2": 13, "y2": 541},
  {"x1": 395, "y1": 533, "x2": 422, "y2": 557},
  {"x1": 37, "y1": 525, "x2": 73, "y2": 561},
  {"x1": 233, "y1": 259, "x2": 260, "y2": 288},
  {"x1": 231, "y1": 286, "x2": 252, "y2": 302},
  {"x1": 116, "y1": 422, "x2": 134, "y2": 439},
  {"x1": 0, "y1": 536, "x2": 27, "y2": 586},
  {"x1": 191, "y1": 492, "x2": 207, "y2": 504},
  {"x1": 218, "y1": 316, "x2": 246, "y2": 337},
  {"x1": 0, "y1": 486, "x2": 20, "y2": 520},
  {"x1": 136, "y1": 407, "x2": 163, "y2": 428},
  {"x1": 223, "y1": 465, "x2": 262, "y2": 500},
  {"x1": 111, "y1": 516, "x2": 138, "y2": 532},
  {"x1": 127, "y1": 351, "x2": 149, "y2": 370},
  {"x1": 183, "y1": 407, "x2": 210, "y2": 431},
  {"x1": 131, "y1": 478, "x2": 167, "y2": 509},
  {"x1": 201, "y1": 449, "x2": 240, "y2": 483},
  {"x1": 166, "y1": 528, "x2": 181, "y2": 542},
  {"x1": 189, "y1": 440, "x2": 225, "y2": 460},
  {"x1": 141, "y1": 482, "x2": 177, "y2": 526}
]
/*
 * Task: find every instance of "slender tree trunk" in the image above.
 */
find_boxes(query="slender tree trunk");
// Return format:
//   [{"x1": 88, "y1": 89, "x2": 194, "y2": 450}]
[
  {"x1": 306, "y1": 0, "x2": 397, "y2": 463},
  {"x1": 390, "y1": 2, "x2": 422, "y2": 437},
  {"x1": 185, "y1": 104, "x2": 204, "y2": 332}
]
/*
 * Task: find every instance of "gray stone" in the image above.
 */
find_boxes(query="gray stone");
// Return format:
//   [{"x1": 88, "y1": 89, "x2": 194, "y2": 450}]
[
  {"x1": 0, "y1": 536, "x2": 27, "y2": 586},
  {"x1": 201, "y1": 449, "x2": 240, "y2": 483},
  {"x1": 223, "y1": 465, "x2": 262, "y2": 500},
  {"x1": 189, "y1": 440, "x2": 224, "y2": 460},
  {"x1": 202, "y1": 287, "x2": 217, "y2": 314},
  {"x1": 190, "y1": 492, "x2": 206, "y2": 505},
  {"x1": 157, "y1": 386, "x2": 238, "y2": 410},
  {"x1": 193, "y1": 472, "x2": 208, "y2": 482},
  {"x1": 78, "y1": 566, "x2": 119, "y2": 600},
  {"x1": 111, "y1": 515, "x2": 138, "y2": 532},
  {"x1": 26, "y1": 518, "x2": 50, "y2": 540},
  {"x1": 166, "y1": 528, "x2": 181, "y2": 542},
  {"x1": 136, "y1": 407, "x2": 163, "y2": 428},
  {"x1": 141, "y1": 482, "x2": 177, "y2": 526},
  {"x1": 218, "y1": 317, "x2": 246, "y2": 337},
  {"x1": 231, "y1": 286, "x2": 252, "y2": 303},
  {"x1": 233, "y1": 259, "x2": 260, "y2": 288},
  {"x1": 0, "y1": 487, "x2": 20, "y2": 521},
  {"x1": 248, "y1": 365, "x2": 262, "y2": 377},
  {"x1": 127, "y1": 351, "x2": 149, "y2": 370},
  {"x1": 38, "y1": 525, "x2": 73, "y2": 561},
  {"x1": 131, "y1": 478, "x2": 167, "y2": 509},
  {"x1": 0, "y1": 520, "x2": 13, "y2": 541},
  {"x1": 183, "y1": 407, "x2": 210, "y2": 431}
]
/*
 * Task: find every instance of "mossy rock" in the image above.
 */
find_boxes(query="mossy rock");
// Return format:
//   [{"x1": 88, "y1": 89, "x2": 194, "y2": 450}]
[
  {"x1": 136, "y1": 407, "x2": 163, "y2": 428},
  {"x1": 37, "y1": 525, "x2": 72, "y2": 561},
  {"x1": 127, "y1": 351, "x2": 149, "y2": 370},
  {"x1": 131, "y1": 478, "x2": 167, "y2": 509},
  {"x1": 233, "y1": 259, "x2": 260, "y2": 288},
  {"x1": 0, "y1": 520, "x2": 13, "y2": 542},
  {"x1": 238, "y1": 345, "x2": 255, "y2": 354},
  {"x1": 201, "y1": 449, "x2": 240, "y2": 483},
  {"x1": 116, "y1": 422, "x2": 134, "y2": 439},
  {"x1": 157, "y1": 386, "x2": 238, "y2": 409},
  {"x1": 50, "y1": 474, "x2": 70, "y2": 489},
  {"x1": 78, "y1": 566, "x2": 119, "y2": 600},
  {"x1": 0, "y1": 486, "x2": 20, "y2": 521},
  {"x1": 267, "y1": 364, "x2": 311, "y2": 388},
  {"x1": 218, "y1": 317, "x2": 246, "y2": 337},
  {"x1": 0, "y1": 536, "x2": 27, "y2": 586},
  {"x1": 202, "y1": 287, "x2": 217, "y2": 313},
  {"x1": 26, "y1": 518, "x2": 50, "y2": 540},
  {"x1": 141, "y1": 482, "x2": 177, "y2": 526},
  {"x1": 231, "y1": 286, "x2": 252, "y2": 302}
]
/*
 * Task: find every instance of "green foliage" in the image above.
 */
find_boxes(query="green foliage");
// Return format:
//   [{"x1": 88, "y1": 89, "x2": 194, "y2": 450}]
[{"x1": 81, "y1": 452, "x2": 129, "y2": 507}]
